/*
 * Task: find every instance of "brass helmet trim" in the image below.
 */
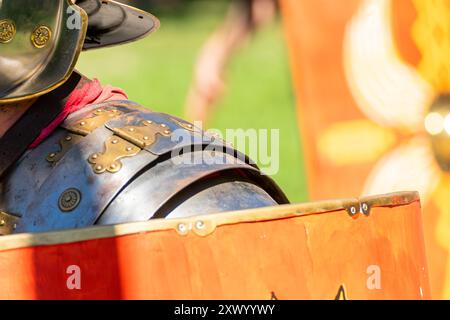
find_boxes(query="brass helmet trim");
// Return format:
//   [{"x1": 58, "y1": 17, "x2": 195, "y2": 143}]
[{"x1": 0, "y1": 0, "x2": 88, "y2": 103}]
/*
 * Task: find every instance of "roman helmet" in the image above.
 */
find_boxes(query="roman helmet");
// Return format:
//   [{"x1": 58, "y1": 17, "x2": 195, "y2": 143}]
[{"x1": 0, "y1": 0, "x2": 159, "y2": 103}]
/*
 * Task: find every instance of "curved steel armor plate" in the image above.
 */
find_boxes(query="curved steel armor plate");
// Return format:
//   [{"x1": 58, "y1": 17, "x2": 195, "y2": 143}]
[{"x1": 0, "y1": 101, "x2": 288, "y2": 234}]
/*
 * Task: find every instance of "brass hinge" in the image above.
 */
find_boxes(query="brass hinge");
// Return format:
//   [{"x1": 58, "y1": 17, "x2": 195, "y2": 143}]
[
  {"x1": 88, "y1": 120, "x2": 172, "y2": 174},
  {"x1": 112, "y1": 120, "x2": 172, "y2": 148},
  {"x1": 48, "y1": 108, "x2": 123, "y2": 165},
  {"x1": 64, "y1": 108, "x2": 123, "y2": 136},
  {"x1": 88, "y1": 136, "x2": 141, "y2": 174},
  {"x1": 47, "y1": 133, "x2": 83, "y2": 165}
]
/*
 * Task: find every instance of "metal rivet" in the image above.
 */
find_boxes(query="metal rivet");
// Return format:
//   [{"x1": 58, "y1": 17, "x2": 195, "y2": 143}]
[
  {"x1": 49, "y1": 153, "x2": 56, "y2": 158},
  {"x1": 80, "y1": 121, "x2": 86, "y2": 126},
  {"x1": 177, "y1": 223, "x2": 187, "y2": 233},
  {"x1": 126, "y1": 147, "x2": 133, "y2": 152},
  {"x1": 361, "y1": 203, "x2": 370, "y2": 216},
  {"x1": 91, "y1": 154, "x2": 98, "y2": 160},
  {"x1": 110, "y1": 164, "x2": 117, "y2": 169},
  {"x1": 195, "y1": 221, "x2": 205, "y2": 230},
  {"x1": 164, "y1": 130, "x2": 171, "y2": 135},
  {"x1": 65, "y1": 136, "x2": 72, "y2": 141},
  {"x1": 146, "y1": 120, "x2": 153, "y2": 124},
  {"x1": 0, "y1": 220, "x2": 5, "y2": 226},
  {"x1": 143, "y1": 136, "x2": 149, "y2": 140},
  {"x1": 0, "y1": 20, "x2": 16, "y2": 44},
  {"x1": 58, "y1": 188, "x2": 82, "y2": 212},
  {"x1": 129, "y1": 128, "x2": 135, "y2": 132},
  {"x1": 350, "y1": 206, "x2": 357, "y2": 215},
  {"x1": 13, "y1": 223, "x2": 17, "y2": 230},
  {"x1": 161, "y1": 124, "x2": 167, "y2": 128},
  {"x1": 31, "y1": 25, "x2": 52, "y2": 49},
  {"x1": 95, "y1": 165, "x2": 103, "y2": 171},
  {"x1": 111, "y1": 139, "x2": 119, "y2": 144}
]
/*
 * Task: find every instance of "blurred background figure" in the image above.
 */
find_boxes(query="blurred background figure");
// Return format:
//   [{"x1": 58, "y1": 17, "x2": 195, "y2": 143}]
[
  {"x1": 77, "y1": 0, "x2": 306, "y2": 203},
  {"x1": 184, "y1": 0, "x2": 277, "y2": 124}
]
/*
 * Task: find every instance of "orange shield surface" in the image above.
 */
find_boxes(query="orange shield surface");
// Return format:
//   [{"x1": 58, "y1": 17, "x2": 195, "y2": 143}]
[
  {"x1": 280, "y1": 0, "x2": 450, "y2": 298},
  {"x1": 0, "y1": 192, "x2": 429, "y2": 299}
]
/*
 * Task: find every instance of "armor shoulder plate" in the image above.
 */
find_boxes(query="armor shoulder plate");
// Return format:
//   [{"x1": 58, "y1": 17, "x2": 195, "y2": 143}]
[{"x1": 0, "y1": 100, "x2": 288, "y2": 234}]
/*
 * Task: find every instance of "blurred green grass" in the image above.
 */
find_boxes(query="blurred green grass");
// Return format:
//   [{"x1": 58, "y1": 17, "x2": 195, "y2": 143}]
[{"x1": 77, "y1": 2, "x2": 307, "y2": 203}]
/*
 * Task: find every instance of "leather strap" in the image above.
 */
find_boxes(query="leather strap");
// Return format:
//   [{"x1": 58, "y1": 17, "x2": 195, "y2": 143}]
[{"x1": 0, "y1": 72, "x2": 87, "y2": 179}]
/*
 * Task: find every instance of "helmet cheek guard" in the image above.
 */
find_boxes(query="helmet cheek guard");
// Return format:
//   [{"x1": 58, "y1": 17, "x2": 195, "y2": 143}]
[{"x1": 0, "y1": 0, "x2": 159, "y2": 103}]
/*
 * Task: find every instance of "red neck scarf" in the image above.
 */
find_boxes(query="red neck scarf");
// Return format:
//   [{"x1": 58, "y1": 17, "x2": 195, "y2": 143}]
[{"x1": 29, "y1": 79, "x2": 128, "y2": 148}]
